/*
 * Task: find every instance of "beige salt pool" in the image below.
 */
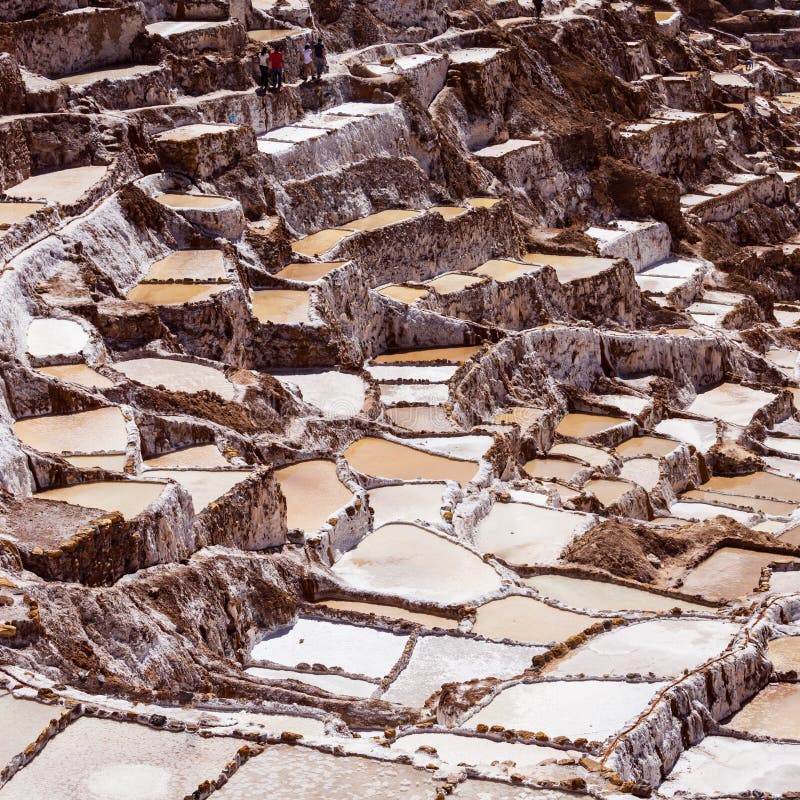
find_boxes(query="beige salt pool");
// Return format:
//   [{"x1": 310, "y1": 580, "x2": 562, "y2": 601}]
[
  {"x1": 333, "y1": 523, "x2": 502, "y2": 603},
  {"x1": 549, "y1": 442, "x2": 612, "y2": 467},
  {"x1": 0, "y1": 201, "x2": 46, "y2": 227},
  {"x1": 273, "y1": 261, "x2": 345, "y2": 281},
  {"x1": 524, "y1": 253, "x2": 616, "y2": 281},
  {"x1": 144, "y1": 470, "x2": 250, "y2": 512},
  {"x1": 0, "y1": 694, "x2": 64, "y2": 770},
  {"x1": 619, "y1": 458, "x2": 661, "y2": 491},
  {"x1": 156, "y1": 193, "x2": 232, "y2": 210},
  {"x1": 246, "y1": 666, "x2": 377, "y2": 697},
  {"x1": 376, "y1": 285, "x2": 428, "y2": 304},
  {"x1": 251, "y1": 289, "x2": 311, "y2": 324},
  {"x1": 525, "y1": 574, "x2": 709, "y2": 613},
  {"x1": 35, "y1": 480, "x2": 165, "y2": 520},
  {"x1": 143, "y1": 445, "x2": 229, "y2": 469},
  {"x1": 64, "y1": 454, "x2": 128, "y2": 471},
  {"x1": 274, "y1": 370, "x2": 366, "y2": 418},
  {"x1": 767, "y1": 636, "x2": 800, "y2": 671},
  {"x1": 584, "y1": 477, "x2": 636, "y2": 507},
  {"x1": 524, "y1": 457, "x2": 586, "y2": 483},
  {"x1": 472, "y1": 259, "x2": 537, "y2": 282},
  {"x1": 142, "y1": 250, "x2": 225, "y2": 281},
  {"x1": 385, "y1": 405, "x2": 457, "y2": 432},
  {"x1": 687, "y1": 383, "x2": 776, "y2": 427},
  {"x1": 316, "y1": 599, "x2": 458, "y2": 629},
  {"x1": 372, "y1": 346, "x2": 481, "y2": 364},
  {"x1": 726, "y1": 683, "x2": 800, "y2": 739},
  {"x1": 701, "y1": 472, "x2": 800, "y2": 503},
  {"x1": 26, "y1": 318, "x2": 88, "y2": 358},
  {"x1": 343, "y1": 209, "x2": 421, "y2": 231},
  {"x1": 114, "y1": 358, "x2": 235, "y2": 400},
  {"x1": 473, "y1": 595, "x2": 595, "y2": 643},
  {"x1": 6, "y1": 165, "x2": 108, "y2": 206},
  {"x1": 556, "y1": 412, "x2": 628, "y2": 438},
  {"x1": 126, "y1": 283, "x2": 227, "y2": 306},
  {"x1": 493, "y1": 407, "x2": 546, "y2": 427},
  {"x1": 424, "y1": 273, "x2": 486, "y2": 294},
  {"x1": 367, "y1": 482, "x2": 445, "y2": 527},
  {"x1": 0, "y1": 716, "x2": 241, "y2": 800},
  {"x1": 680, "y1": 489, "x2": 797, "y2": 517},
  {"x1": 274, "y1": 460, "x2": 352, "y2": 532},
  {"x1": 13, "y1": 406, "x2": 127, "y2": 454},
  {"x1": 474, "y1": 504, "x2": 588, "y2": 565},
  {"x1": 430, "y1": 205, "x2": 469, "y2": 220},
  {"x1": 344, "y1": 437, "x2": 478, "y2": 484},
  {"x1": 290, "y1": 229, "x2": 353, "y2": 258},
  {"x1": 35, "y1": 364, "x2": 114, "y2": 389},
  {"x1": 615, "y1": 436, "x2": 679, "y2": 458}
]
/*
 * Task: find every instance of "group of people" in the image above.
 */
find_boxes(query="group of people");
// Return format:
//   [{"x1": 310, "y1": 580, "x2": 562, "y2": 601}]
[{"x1": 258, "y1": 39, "x2": 327, "y2": 91}]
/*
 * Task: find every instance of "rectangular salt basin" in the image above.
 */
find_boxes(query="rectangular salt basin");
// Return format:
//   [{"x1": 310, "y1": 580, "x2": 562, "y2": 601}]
[
  {"x1": 290, "y1": 229, "x2": 353, "y2": 257},
  {"x1": 555, "y1": 412, "x2": 628, "y2": 438},
  {"x1": 681, "y1": 489, "x2": 796, "y2": 517},
  {"x1": 524, "y1": 253, "x2": 616, "y2": 282},
  {"x1": 655, "y1": 418, "x2": 717, "y2": 451},
  {"x1": 36, "y1": 364, "x2": 114, "y2": 390},
  {"x1": 686, "y1": 383, "x2": 776, "y2": 427},
  {"x1": 701, "y1": 471, "x2": 800, "y2": 503},
  {"x1": 114, "y1": 358, "x2": 235, "y2": 400},
  {"x1": 143, "y1": 250, "x2": 225, "y2": 282},
  {"x1": 726, "y1": 682, "x2": 800, "y2": 739},
  {"x1": 385, "y1": 405, "x2": 457, "y2": 432},
  {"x1": 273, "y1": 261, "x2": 345, "y2": 281},
  {"x1": 35, "y1": 480, "x2": 165, "y2": 520},
  {"x1": 143, "y1": 469, "x2": 250, "y2": 512},
  {"x1": 251, "y1": 289, "x2": 310, "y2": 325},
  {"x1": 0, "y1": 694, "x2": 64, "y2": 769},
  {"x1": 473, "y1": 595, "x2": 595, "y2": 643},
  {"x1": 316, "y1": 599, "x2": 458, "y2": 629},
  {"x1": 127, "y1": 283, "x2": 228, "y2": 306},
  {"x1": 366, "y1": 364, "x2": 458, "y2": 382},
  {"x1": 372, "y1": 346, "x2": 481, "y2": 364},
  {"x1": 13, "y1": 406, "x2": 127, "y2": 455},
  {"x1": 246, "y1": 667, "x2": 377, "y2": 698},
  {"x1": 379, "y1": 383, "x2": 449, "y2": 406},
  {"x1": 5, "y1": 166, "x2": 108, "y2": 206},
  {"x1": 274, "y1": 459, "x2": 352, "y2": 532},
  {"x1": 383, "y1": 635, "x2": 543, "y2": 707},
  {"x1": 143, "y1": 445, "x2": 229, "y2": 469},
  {"x1": 367, "y1": 482, "x2": 445, "y2": 527},
  {"x1": 343, "y1": 209, "x2": 421, "y2": 231},
  {"x1": 0, "y1": 716, "x2": 242, "y2": 800},
  {"x1": 274, "y1": 370, "x2": 366, "y2": 418},
  {"x1": 669, "y1": 501, "x2": 755, "y2": 524},
  {"x1": 251, "y1": 617, "x2": 407, "y2": 678}
]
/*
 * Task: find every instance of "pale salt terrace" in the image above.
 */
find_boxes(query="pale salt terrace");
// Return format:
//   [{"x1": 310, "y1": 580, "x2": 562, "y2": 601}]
[
  {"x1": 273, "y1": 460, "x2": 352, "y2": 532},
  {"x1": 555, "y1": 412, "x2": 629, "y2": 438},
  {"x1": 140, "y1": 250, "x2": 226, "y2": 282},
  {"x1": 654, "y1": 417, "x2": 718, "y2": 451},
  {"x1": 372, "y1": 345, "x2": 481, "y2": 364},
  {"x1": 316, "y1": 599, "x2": 459, "y2": 629},
  {"x1": 156, "y1": 193, "x2": 232, "y2": 210},
  {"x1": 686, "y1": 382, "x2": 776, "y2": 427},
  {"x1": 143, "y1": 469, "x2": 251, "y2": 512},
  {"x1": 525, "y1": 456, "x2": 587, "y2": 482},
  {"x1": 126, "y1": 283, "x2": 228, "y2": 305},
  {"x1": 669, "y1": 501, "x2": 755, "y2": 524},
  {"x1": 0, "y1": 694, "x2": 64, "y2": 770},
  {"x1": 35, "y1": 364, "x2": 114, "y2": 389},
  {"x1": 701, "y1": 471, "x2": 800, "y2": 503},
  {"x1": 290, "y1": 229, "x2": 353, "y2": 258},
  {"x1": 143, "y1": 445, "x2": 229, "y2": 469},
  {"x1": 35, "y1": 480, "x2": 166, "y2": 520},
  {"x1": 273, "y1": 261, "x2": 344, "y2": 281},
  {"x1": 251, "y1": 617, "x2": 407, "y2": 678},
  {"x1": 246, "y1": 667, "x2": 377, "y2": 698},
  {"x1": 25, "y1": 318, "x2": 88, "y2": 358},
  {"x1": 13, "y1": 406, "x2": 127, "y2": 455},
  {"x1": 367, "y1": 482, "x2": 446, "y2": 527},
  {"x1": 619, "y1": 458, "x2": 661, "y2": 491},
  {"x1": 549, "y1": 442, "x2": 613, "y2": 467},
  {"x1": 64, "y1": 454, "x2": 128, "y2": 471},
  {"x1": 273, "y1": 370, "x2": 366, "y2": 417},
  {"x1": 385, "y1": 405, "x2": 457, "y2": 432},
  {"x1": 5, "y1": 165, "x2": 108, "y2": 206},
  {"x1": 379, "y1": 382, "x2": 449, "y2": 405},
  {"x1": 114, "y1": 357, "x2": 236, "y2": 400},
  {"x1": 467, "y1": 679, "x2": 667, "y2": 741},
  {"x1": 615, "y1": 436, "x2": 679, "y2": 458},
  {"x1": 766, "y1": 636, "x2": 800, "y2": 672},
  {"x1": 383, "y1": 634, "x2": 543, "y2": 707},
  {"x1": 332, "y1": 523, "x2": 502, "y2": 603},
  {"x1": 726, "y1": 682, "x2": 800, "y2": 739},
  {"x1": 366, "y1": 364, "x2": 458, "y2": 382},
  {"x1": 251, "y1": 289, "x2": 311, "y2": 325},
  {"x1": 584, "y1": 477, "x2": 636, "y2": 507}
]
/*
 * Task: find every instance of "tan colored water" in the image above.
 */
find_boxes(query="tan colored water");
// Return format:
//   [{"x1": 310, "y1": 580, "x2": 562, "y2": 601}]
[
  {"x1": 372, "y1": 345, "x2": 481, "y2": 364},
  {"x1": 157, "y1": 193, "x2": 231, "y2": 209},
  {"x1": 144, "y1": 250, "x2": 225, "y2": 281},
  {"x1": 0, "y1": 201, "x2": 46, "y2": 226},
  {"x1": 681, "y1": 548, "x2": 798, "y2": 600},
  {"x1": 556, "y1": 412, "x2": 628, "y2": 438},
  {"x1": 333, "y1": 523, "x2": 502, "y2": 603},
  {"x1": 424, "y1": 273, "x2": 486, "y2": 294},
  {"x1": 14, "y1": 406, "x2": 127, "y2": 454},
  {"x1": 702, "y1": 472, "x2": 800, "y2": 503},
  {"x1": 316, "y1": 599, "x2": 459, "y2": 629},
  {"x1": 376, "y1": 285, "x2": 428, "y2": 303},
  {"x1": 57, "y1": 64, "x2": 161, "y2": 85},
  {"x1": 727, "y1": 683, "x2": 800, "y2": 739},
  {"x1": 615, "y1": 436, "x2": 679, "y2": 458},
  {"x1": 525, "y1": 574, "x2": 708, "y2": 612},
  {"x1": 274, "y1": 460, "x2": 352, "y2": 531},
  {"x1": 274, "y1": 261, "x2": 344, "y2": 281},
  {"x1": 6, "y1": 166, "x2": 108, "y2": 206},
  {"x1": 127, "y1": 283, "x2": 226, "y2": 306},
  {"x1": 113, "y1": 358, "x2": 235, "y2": 400},
  {"x1": 493, "y1": 407, "x2": 545, "y2": 427},
  {"x1": 585, "y1": 478, "x2": 635, "y2": 506},
  {"x1": 430, "y1": 205, "x2": 468, "y2": 220},
  {"x1": 472, "y1": 259, "x2": 534, "y2": 282},
  {"x1": 343, "y1": 209, "x2": 421, "y2": 231},
  {"x1": 654, "y1": 10, "x2": 677, "y2": 19},
  {"x1": 344, "y1": 437, "x2": 477, "y2": 484},
  {"x1": 36, "y1": 480, "x2": 165, "y2": 520},
  {"x1": 524, "y1": 253, "x2": 615, "y2": 281},
  {"x1": 248, "y1": 29, "x2": 304, "y2": 42},
  {"x1": 290, "y1": 229, "x2": 353, "y2": 257},
  {"x1": 524, "y1": 457, "x2": 585, "y2": 482},
  {"x1": 36, "y1": 364, "x2": 114, "y2": 389},
  {"x1": 385, "y1": 405, "x2": 456, "y2": 432},
  {"x1": 780, "y1": 525, "x2": 800, "y2": 546},
  {"x1": 143, "y1": 445, "x2": 229, "y2": 469},
  {"x1": 251, "y1": 289, "x2": 310, "y2": 324},
  {"x1": 466, "y1": 197, "x2": 501, "y2": 208},
  {"x1": 0, "y1": 694, "x2": 64, "y2": 769},
  {"x1": 681, "y1": 489, "x2": 797, "y2": 517},
  {"x1": 64, "y1": 454, "x2": 128, "y2": 471},
  {"x1": 550, "y1": 442, "x2": 612, "y2": 467},
  {"x1": 145, "y1": 469, "x2": 250, "y2": 511},
  {"x1": 473, "y1": 595, "x2": 595, "y2": 643},
  {"x1": 766, "y1": 636, "x2": 800, "y2": 672},
  {"x1": 687, "y1": 383, "x2": 776, "y2": 427}
]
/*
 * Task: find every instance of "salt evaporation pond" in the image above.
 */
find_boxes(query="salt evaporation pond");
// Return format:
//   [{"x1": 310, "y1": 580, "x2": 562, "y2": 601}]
[
  {"x1": 383, "y1": 635, "x2": 543, "y2": 707},
  {"x1": 451, "y1": 782, "x2": 578, "y2": 799},
  {"x1": 660, "y1": 737, "x2": 800, "y2": 796},
  {"x1": 246, "y1": 666, "x2": 377, "y2": 698},
  {"x1": 474, "y1": 504, "x2": 588, "y2": 565},
  {"x1": 584, "y1": 478, "x2": 635, "y2": 507},
  {"x1": 767, "y1": 636, "x2": 800, "y2": 671},
  {"x1": 143, "y1": 445, "x2": 229, "y2": 468},
  {"x1": 157, "y1": 192, "x2": 232, "y2": 209},
  {"x1": 36, "y1": 364, "x2": 114, "y2": 389},
  {"x1": 524, "y1": 457, "x2": 586, "y2": 483},
  {"x1": 273, "y1": 261, "x2": 344, "y2": 281},
  {"x1": 654, "y1": 417, "x2": 718, "y2": 451},
  {"x1": 545, "y1": 618, "x2": 739, "y2": 678},
  {"x1": 114, "y1": 358, "x2": 235, "y2": 400},
  {"x1": 550, "y1": 442, "x2": 612, "y2": 467},
  {"x1": 473, "y1": 595, "x2": 595, "y2": 643},
  {"x1": 681, "y1": 488, "x2": 796, "y2": 517},
  {"x1": 367, "y1": 482, "x2": 445, "y2": 527},
  {"x1": 26, "y1": 318, "x2": 88, "y2": 358},
  {"x1": 36, "y1": 480, "x2": 165, "y2": 520},
  {"x1": 251, "y1": 617, "x2": 406, "y2": 678},
  {"x1": 0, "y1": 716, "x2": 241, "y2": 800},
  {"x1": 615, "y1": 436, "x2": 679, "y2": 458},
  {"x1": 669, "y1": 501, "x2": 754, "y2": 524},
  {"x1": 274, "y1": 370, "x2": 366, "y2": 417},
  {"x1": 144, "y1": 469, "x2": 250, "y2": 511},
  {"x1": 366, "y1": 363, "x2": 458, "y2": 382},
  {"x1": 385, "y1": 405, "x2": 457, "y2": 432},
  {"x1": 333, "y1": 523, "x2": 502, "y2": 603},
  {"x1": 468, "y1": 680, "x2": 666, "y2": 741},
  {"x1": 251, "y1": 289, "x2": 311, "y2": 324},
  {"x1": 702, "y1": 471, "x2": 800, "y2": 503},
  {"x1": 64, "y1": 454, "x2": 127, "y2": 471},
  {"x1": 316, "y1": 599, "x2": 459, "y2": 629},
  {"x1": 0, "y1": 694, "x2": 63, "y2": 769},
  {"x1": 273, "y1": 460, "x2": 352, "y2": 531},
  {"x1": 379, "y1": 382, "x2": 449, "y2": 405},
  {"x1": 619, "y1": 458, "x2": 661, "y2": 491},
  {"x1": 13, "y1": 406, "x2": 127, "y2": 454},
  {"x1": 142, "y1": 249, "x2": 225, "y2": 281},
  {"x1": 213, "y1": 745, "x2": 436, "y2": 799},
  {"x1": 126, "y1": 283, "x2": 226, "y2": 306},
  {"x1": 344, "y1": 437, "x2": 477, "y2": 484},
  {"x1": 372, "y1": 345, "x2": 481, "y2": 364},
  {"x1": 411, "y1": 435, "x2": 492, "y2": 461},
  {"x1": 555, "y1": 412, "x2": 628, "y2": 438},
  {"x1": 524, "y1": 574, "x2": 709, "y2": 613},
  {"x1": 726, "y1": 683, "x2": 800, "y2": 739},
  {"x1": 686, "y1": 382, "x2": 776, "y2": 426}
]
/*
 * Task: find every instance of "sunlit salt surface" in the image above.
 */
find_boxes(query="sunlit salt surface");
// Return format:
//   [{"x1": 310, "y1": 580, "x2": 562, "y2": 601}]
[
  {"x1": 251, "y1": 617, "x2": 407, "y2": 678},
  {"x1": 0, "y1": 694, "x2": 64, "y2": 769},
  {"x1": 584, "y1": 478, "x2": 636, "y2": 507},
  {"x1": 726, "y1": 683, "x2": 800, "y2": 739},
  {"x1": 142, "y1": 250, "x2": 225, "y2": 281},
  {"x1": 659, "y1": 737, "x2": 800, "y2": 797},
  {"x1": 273, "y1": 261, "x2": 345, "y2": 281},
  {"x1": 524, "y1": 574, "x2": 709, "y2": 613},
  {"x1": 274, "y1": 459, "x2": 352, "y2": 531},
  {"x1": 451, "y1": 781, "x2": 577, "y2": 799},
  {"x1": 411, "y1": 435, "x2": 492, "y2": 461},
  {"x1": 115, "y1": 358, "x2": 235, "y2": 400},
  {"x1": 686, "y1": 382, "x2": 776, "y2": 426},
  {"x1": 770, "y1": 571, "x2": 800, "y2": 593},
  {"x1": 333, "y1": 523, "x2": 502, "y2": 603},
  {"x1": 681, "y1": 488, "x2": 796, "y2": 517},
  {"x1": 144, "y1": 469, "x2": 250, "y2": 511},
  {"x1": 468, "y1": 680, "x2": 666, "y2": 740},
  {"x1": 6, "y1": 165, "x2": 108, "y2": 206},
  {"x1": 385, "y1": 405, "x2": 457, "y2": 432},
  {"x1": 473, "y1": 595, "x2": 595, "y2": 643},
  {"x1": 26, "y1": 318, "x2": 89, "y2": 358},
  {"x1": 614, "y1": 436, "x2": 679, "y2": 459},
  {"x1": 474, "y1": 504, "x2": 588, "y2": 565},
  {"x1": 367, "y1": 482, "x2": 445, "y2": 527},
  {"x1": 157, "y1": 193, "x2": 231, "y2": 209},
  {"x1": 316, "y1": 599, "x2": 459, "y2": 629},
  {"x1": 383, "y1": 635, "x2": 543, "y2": 706},
  {"x1": 143, "y1": 445, "x2": 229, "y2": 468},
  {"x1": 545, "y1": 619, "x2": 739, "y2": 678},
  {"x1": 701, "y1": 471, "x2": 800, "y2": 503},
  {"x1": 372, "y1": 346, "x2": 481, "y2": 364},
  {"x1": 13, "y1": 406, "x2": 127, "y2": 454},
  {"x1": 35, "y1": 480, "x2": 166, "y2": 520},
  {"x1": 0, "y1": 716, "x2": 241, "y2": 800},
  {"x1": 274, "y1": 370, "x2": 366, "y2": 417},
  {"x1": 680, "y1": 547, "x2": 799, "y2": 600},
  {"x1": 654, "y1": 418, "x2": 718, "y2": 451},
  {"x1": 63, "y1": 454, "x2": 127, "y2": 471},
  {"x1": 366, "y1": 364, "x2": 458, "y2": 382},
  {"x1": 556, "y1": 413, "x2": 628, "y2": 438},
  {"x1": 524, "y1": 457, "x2": 585, "y2": 482},
  {"x1": 669, "y1": 501, "x2": 754, "y2": 524},
  {"x1": 251, "y1": 289, "x2": 311, "y2": 324},
  {"x1": 379, "y1": 382, "x2": 449, "y2": 405},
  {"x1": 549, "y1": 442, "x2": 612, "y2": 467},
  {"x1": 213, "y1": 745, "x2": 436, "y2": 799},
  {"x1": 246, "y1": 666, "x2": 377, "y2": 697},
  {"x1": 126, "y1": 283, "x2": 226, "y2": 306},
  {"x1": 767, "y1": 636, "x2": 800, "y2": 672},
  {"x1": 35, "y1": 364, "x2": 114, "y2": 390}
]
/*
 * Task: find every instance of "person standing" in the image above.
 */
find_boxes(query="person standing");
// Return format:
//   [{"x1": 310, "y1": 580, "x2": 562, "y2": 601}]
[
  {"x1": 269, "y1": 45, "x2": 284, "y2": 89},
  {"x1": 534, "y1": 0, "x2": 543, "y2": 21},
  {"x1": 302, "y1": 42, "x2": 314, "y2": 83},
  {"x1": 313, "y1": 38, "x2": 326, "y2": 81},
  {"x1": 258, "y1": 46, "x2": 269, "y2": 90}
]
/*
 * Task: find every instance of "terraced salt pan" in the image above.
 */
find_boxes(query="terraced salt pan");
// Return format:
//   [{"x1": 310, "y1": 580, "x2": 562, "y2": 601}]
[
  {"x1": 13, "y1": 406, "x2": 127, "y2": 454},
  {"x1": 251, "y1": 617, "x2": 407, "y2": 678},
  {"x1": 273, "y1": 261, "x2": 344, "y2": 281},
  {"x1": 333, "y1": 523, "x2": 502, "y2": 603},
  {"x1": 143, "y1": 445, "x2": 229, "y2": 469},
  {"x1": 114, "y1": 358, "x2": 235, "y2": 400},
  {"x1": 550, "y1": 442, "x2": 612, "y2": 467},
  {"x1": 593, "y1": 394, "x2": 650, "y2": 415},
  {"x1": 372, "y1": 346, "x2": 481, "y2": 364},
  {"x1": 126, "y1": 283, "x2": 227, "y2": 305},
  {"x1": 290, "y1": 229, "x2": 353, "y2": 258},
  {"x1": 248, "y1": 28, "x2": 308, "y2": 43},
  {"x1": 0, "y1": 716, "x2": 241, "y2": 800},
  {"x1": 615, "y1": 436, "x2": 679, "y2": 458},
  {"x1": 702, "y1": 472, "x2": 800, "y2": 503},
  {"x1": 411, "y1": 435, "x2": 492, "y2": 461},
  {"x1": 687, "y1": 382, "x2": 776, "y2": 426},
  {"x1": 680, "y1": 547, "x2": 798, "y2": 600},
  {"x1": 524, "y1": 253, "x2": 616, "y2": 282},
  {"x1": 344, "y1": 437, "x2": 478, "y2": 484},
  {"x1": 770, "y1": 570, "x2": 800, "y2": 592},
  {"x1": 274, "y1": 370, "x2": 366, "y2": 417},
  {"x1": 384, "y1": 635, "x2": 543, "y2": 707},
  {"x1": 385, "y1": 405, "x2": 457, "y2": 432},
  {"x1": 524, "y1": 457, "x2": 586, "y2": 482},
  {"x1": 472, "y1": 259, "x2": 539, "y2": 282},
  {"x1": 379, "y1": 382, "x2": 448, "y2": 405},
  {"x1": 766, "y1": 636, "x2": 800, "y2": 671},
  {"x1": 0, "y1": 201, "x2": 46, "y2": 227},
  {"x1": 36, "y1": 364, "x2": 114, "y2": 389},
  {"x1": 425, "y1": 273, "x2": 487, "y2": 294},
  {"x1": 525, "y1": 574, "x2": 709, "y2": 613},
  {"x1": 764, "y1": 435, "x2": 800, "y2": 456},
  {"x1": 619, "y1": 457, "x2": 661, "y2": 491},
  {"x1": 0, "y1": 694, "x2": 64, "y2": 769},
  {"x1": 367, "y1": 482, "x2": 445, "y2": 527},
  {"x1": 493, "y1": 407, "x2": 545, "y2": 427},
  {"x1": 144, "y1": 469, "x2": 250, "y2": 512},
  {"x1": 57, "y1": 64, "x2": 163, "y2": 86},
  {"x1": 556, "y1": 413, "x2": 628, "y2": 438},
  {"x1": 660, "y1": 737, "x2": 800, "y2": 797},
  {"x1": 654, "y1": 418, "x2": 717, "y2": 451},
  {"x1": 376, "y1": 285, "x2": 428, "y2": 304},
  {"x1": 584, "y1": 478, "x2": 636, "y2": 507},
  {"x1": 545, "y1": 618, "x2": 738, "y2": 678},
  {"x1": 681, "y1": 489, "x2": 796, "y2": 517},
  {"x1": 366, "y1": 364, "x2": 458, "y2": 382},
  {"x1": 156, "y1": 193, "x2": 231, "y2": 210},
  {"x1": 5, "y1": 165, "x2": 108, "y2": 205},
  {"x1": 246, "y1": 667, "x2": 376, "y2": 697},
  {"x1": 317, "y1": 599, "x2": 459, "y2": 629},
  {"x1": 213, "y1": 745, "x2": 436, "y2": 799},
  {"x1": 141, "y1": 250, "x2": 225, "y2": 282},
  {"x1": 451, "y1": 781, "x2": 576, "y2": 799},
  {"x1": 468, "y1": 680, "x2": 666, "y2": 741},
  {"x1": 251, "y1": 289, "x2": 310, "y2": 324},
  {"x1": 343, "y1": 209, "x2": 422, "y2": 231},
  {"x1": 669, "y1": 501, "x2": 755, "y2": 524},
  {"x1": 274, "y1": 460, "x2": 352, "y2": 532},
  {"x1": 36, "y1": 480, "x2": 165, "y2": 520},
  {"x1": 727, "y1": 683, "x2": 800, "y2": 739},
  {"x1": 26, "y1": 318, "x2": 88, "y2": 358},
  {"x1": 64, "y1": 454, "x2": 128, "y2": 471},
  {"x1": 474, "y1": 504, "x2": 588, "y2": 565},
  {"x1": 473, "y1": 595, "x2": 595, "y2": 643},
  {"x1": 430, "y1": 205, "x2": 469, "y2": 220}
]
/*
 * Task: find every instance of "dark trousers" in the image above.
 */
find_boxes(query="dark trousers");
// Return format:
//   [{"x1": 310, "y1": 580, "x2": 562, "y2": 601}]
[
  {"x1": 271, "y1": 67, "x2": 283, "y2": 89},
  {"x1": 259, "y1": 65, "x2": 269, "y2": 88}
]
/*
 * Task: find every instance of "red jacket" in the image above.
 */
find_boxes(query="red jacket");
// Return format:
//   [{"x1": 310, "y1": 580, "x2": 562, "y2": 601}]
[{"x1": 269, "y1": 51, "x2": 283, "y2": 68}]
